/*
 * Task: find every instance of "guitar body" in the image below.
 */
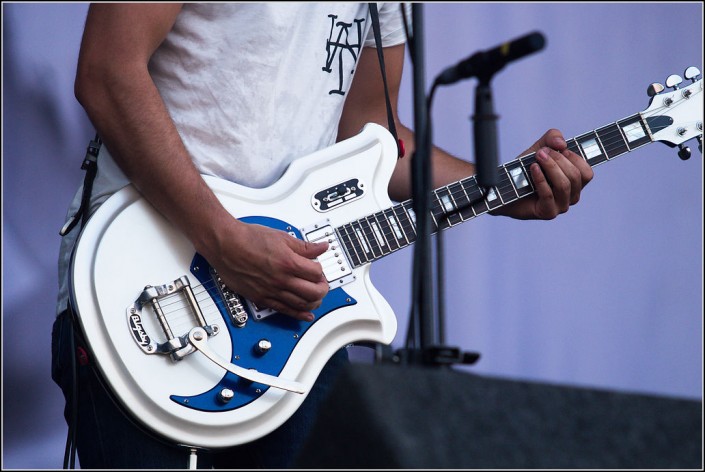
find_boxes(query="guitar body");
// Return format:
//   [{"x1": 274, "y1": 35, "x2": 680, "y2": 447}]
[{"x1": 69, "y1": 123, "x2": 399, "y2": 448}]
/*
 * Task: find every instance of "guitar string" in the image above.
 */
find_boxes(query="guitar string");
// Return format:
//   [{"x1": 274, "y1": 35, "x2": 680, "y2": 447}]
[
  {"x1": 147, "y1": 280, "x2": 225, "y2": 331},
  {"x1": 438, "y1": 109, "x2": 658, "y2": 222},
  {"x1": 355, "y1": 91, "x2": 689, "y2": 258},
  {"x1": 340, "y1": 116, "x2": 632, "y2": 252},
  {"x1": 341, "y1": 101, "x2": 670, "y2": 254},
  {"x1": 473, "y1": 93, "x2": 693, "y2": 211},
  {"x1": 453, "y1": 89, "x2": 696, "y2": 222}
]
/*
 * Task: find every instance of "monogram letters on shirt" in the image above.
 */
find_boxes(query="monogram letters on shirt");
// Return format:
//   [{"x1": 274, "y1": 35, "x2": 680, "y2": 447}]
[{"x1": 322, "y1": 14, "x2": 365, "y2": 95}]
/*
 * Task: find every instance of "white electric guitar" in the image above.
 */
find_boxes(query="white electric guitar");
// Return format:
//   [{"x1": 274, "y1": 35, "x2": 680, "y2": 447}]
[{"x1": 70, "y1": 71, "x2": 702, "y2": 449}]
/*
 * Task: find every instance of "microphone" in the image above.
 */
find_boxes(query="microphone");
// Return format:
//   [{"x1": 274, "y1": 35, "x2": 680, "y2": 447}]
[{"x1": 436, "y1": 31, "x2": 546, "y2": 85}]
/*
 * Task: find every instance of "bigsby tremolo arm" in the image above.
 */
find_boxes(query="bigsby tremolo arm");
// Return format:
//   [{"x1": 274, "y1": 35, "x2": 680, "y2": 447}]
[{"x1": 187, "y1": 327, "x2": 307, "y2": 394}]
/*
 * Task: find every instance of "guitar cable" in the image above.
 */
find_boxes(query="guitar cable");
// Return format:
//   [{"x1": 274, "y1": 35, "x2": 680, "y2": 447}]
[{"x1": 63, "y1": 309, "x2": 78, "y2": 469}]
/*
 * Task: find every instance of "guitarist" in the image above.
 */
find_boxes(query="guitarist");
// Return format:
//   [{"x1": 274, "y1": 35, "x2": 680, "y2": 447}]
[{"x1": 52, "y1": 3, "x2": 593, "y2": 469}]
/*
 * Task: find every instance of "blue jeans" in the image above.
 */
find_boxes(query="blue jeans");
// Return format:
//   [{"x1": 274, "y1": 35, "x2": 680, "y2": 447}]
[{"x1": 51, "y1": 309, "x2": 349, "y2": 469}]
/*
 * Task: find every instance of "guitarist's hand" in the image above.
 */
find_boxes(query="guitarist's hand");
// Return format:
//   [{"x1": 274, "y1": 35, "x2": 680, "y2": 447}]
[
  {"x1": 203, "y1": 220, "x2": 330, "y2": 322},
  {"x1": 491, "y1": 129, "x2": 594, "y2": 220}
]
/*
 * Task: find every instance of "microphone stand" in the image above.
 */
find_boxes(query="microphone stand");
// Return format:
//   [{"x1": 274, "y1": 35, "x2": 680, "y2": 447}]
[
  {"x1": 395, "y1": 4, "x2": 480, "y2": 368},
  {"x1": 473, "y1": 78, "x2": 500, "y2": 188},
  {"x1": 410, "y1": 4, "x2": 434, "y2": 359}
]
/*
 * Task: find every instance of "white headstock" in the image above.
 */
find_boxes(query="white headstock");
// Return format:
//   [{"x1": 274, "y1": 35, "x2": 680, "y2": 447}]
[{"x1": 642, "y1": 67, "x2": 703, "y2": 159}]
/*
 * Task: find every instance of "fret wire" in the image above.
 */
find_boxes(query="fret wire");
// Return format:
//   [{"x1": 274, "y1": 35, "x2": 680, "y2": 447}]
[
  {"x1": 448, "y1": 181, "x2": 469, "y2": 207},
  {"x1": 463, "y1": 175, "x2": 488, "y2": 213},
  {"x1": 338, "y1": 224, "x2": 358, "y2": 266},
  {"x1": 505, "y1": 164, "x2": 519, "y2": 198},
  {"x1": 606, "y1": 116, "x2": 641, "y2": 150},
  {"x1": 597, "y1": 123, "x2": 627, "y2": 158},
  {"x1": 362, "y1": 216, "x2": 383, "y2": 256},
  {"x1": 389, "y1": 205, "x2": 410, "y2": 242},
  {"x1": 340, "y1": 223, "x2": 363, "y2": 267},
  {"x1": 462, "y1": 175, "x2": 487, "y2": 216},
  {"x1": 615, "y1": 122, "x2": 632, "y2": 152},
  {"x1": 574, "y1": 118, "x2": 641, "y2": 165},
  {"x1": 427, "y1": 194, "x2": 442, "y2": 231},
  {"x1": 495, "y1": 154, "x2": 540, "y2": 201},
  {"x1": 359, "y1": 213, "x2": 391, "y2": 251},
  {"x1": 518, "y1": 155, "x2": 536, "y2": 192},
  {"x1": 471, "y1": 185, "x2": 490, "y2": 214},
  {"x1": 354, "y1": 218, "x2": 382, "y2": 259},
  {"x1": 346, "y1": 222, "x2": 368, "y2": 265},
  {"x1": 593, "y1": 129, "x2": 607, "y2": 158},
  {"x1": 618, "y1": 114, "x2": 652, "y2": 151},
  {"x1": 366, "y1": 214, "x2": 390, "y2": 257},
  {"x1": 445, "y1": 184, "x2": 461, "y2": 210},
  {"x1": 390, "y1": 203, "x2": 416, "y2": 250},
  {"x1": 335, "y1": 227, "x2": 359, "y2": 268},
  {"x1": 431, "y1": 190, "x2": 445, "y2": 229},
  {"x1": 372, "y1": 210, "x2": 398, "y2": 252},
  {"x1": 457, "y1": 181, "x2": 477, "y2": 219},
  {"x1": 505, "y1": 160, "x2": 534, "y2": 197},
  {"x1": 434, "y1": 186, "x2": 457, "y2": 229},
  {"x1": 568, "y1": 139, "x2": 586, "y2": 161},
  {"x1": 459, "y1": 178, "x2": 480, "y2": 219},
  {"x1": 392, "y1": 204, "x2": 414, "y2": 240},
  {"x1": 385, "y1": 206, "x2": 411, "y2": 246},
  {"x1": 492, "y1": 183, "x2": 506, "y2": 205},
  {"x1": 447, "y1": 183, "x2": 469, "y2": 207},
  {"x1": 357, "y1": 217, "x2": 378, "y2": 258},
  {"x1": 490, "y1": 166, "x2": 524, "y2": 202},
  {"x1": 357, "y1": 219, "x2": 380, "y2": 260},
  {"x1": 445, "y1": 182, "x2": 467, "y2": 223},
  {"x1": 500, "y1": 164, "x2": 520, "y2": 200},
  {"x1": 374, "y1": 213, "x2": 398, "y2": 254},
  {"x1": 348, "y1": 221, "x2": 373, "y2": 264},
  {"x1": 399, "y1": 201, "x2": 418, "y2": 237}
]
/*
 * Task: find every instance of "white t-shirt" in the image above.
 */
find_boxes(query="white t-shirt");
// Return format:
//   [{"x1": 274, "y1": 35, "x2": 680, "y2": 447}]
[{"x1": 56, "y1": 2, "x2": 408, "y2": 315}]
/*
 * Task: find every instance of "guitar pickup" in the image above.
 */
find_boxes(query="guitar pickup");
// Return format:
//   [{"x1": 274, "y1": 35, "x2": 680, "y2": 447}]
[{"x1": 302, "y1": 220, "x2": 356, "y2": 289}]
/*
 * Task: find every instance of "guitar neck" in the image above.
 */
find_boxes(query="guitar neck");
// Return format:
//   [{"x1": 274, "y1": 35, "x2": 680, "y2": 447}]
[{"x1": 336, "y1": 111, "x2": 672, "y2": 267}]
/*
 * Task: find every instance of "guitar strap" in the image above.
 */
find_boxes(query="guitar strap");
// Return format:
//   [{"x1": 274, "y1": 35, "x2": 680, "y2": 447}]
[
  {"x1": 368, "y1": 2, "x2": 405, "y2": 159},
  {"x1": 59, "y1": 135, "x2": 101, "y2": 237}
]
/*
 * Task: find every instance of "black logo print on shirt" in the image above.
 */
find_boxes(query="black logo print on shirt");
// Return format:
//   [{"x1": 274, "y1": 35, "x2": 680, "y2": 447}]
[{"x1": 322, "y1": 14, "x2": 365, "y2": 95}]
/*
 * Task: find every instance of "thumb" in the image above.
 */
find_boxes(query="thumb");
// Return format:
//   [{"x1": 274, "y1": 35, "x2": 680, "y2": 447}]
[{"x1": 291, "y1": 237, "x2": 329, "y2": 258}]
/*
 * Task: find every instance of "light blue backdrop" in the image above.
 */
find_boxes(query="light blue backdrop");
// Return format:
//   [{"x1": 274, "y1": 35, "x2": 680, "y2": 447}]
[{"x1": 2, "y1": 2, "x2": 702, "y2": 469}]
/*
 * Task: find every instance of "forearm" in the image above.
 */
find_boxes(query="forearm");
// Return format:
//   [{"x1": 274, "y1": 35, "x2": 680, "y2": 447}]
[{"x1": 75, "y1": 61, "x2": 239, "y2": 260}]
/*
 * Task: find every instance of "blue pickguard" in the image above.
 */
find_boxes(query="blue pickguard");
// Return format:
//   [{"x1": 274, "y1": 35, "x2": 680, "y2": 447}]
[{"x1": 170, "y1": 216, "x2": 356, "y2": 411}]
